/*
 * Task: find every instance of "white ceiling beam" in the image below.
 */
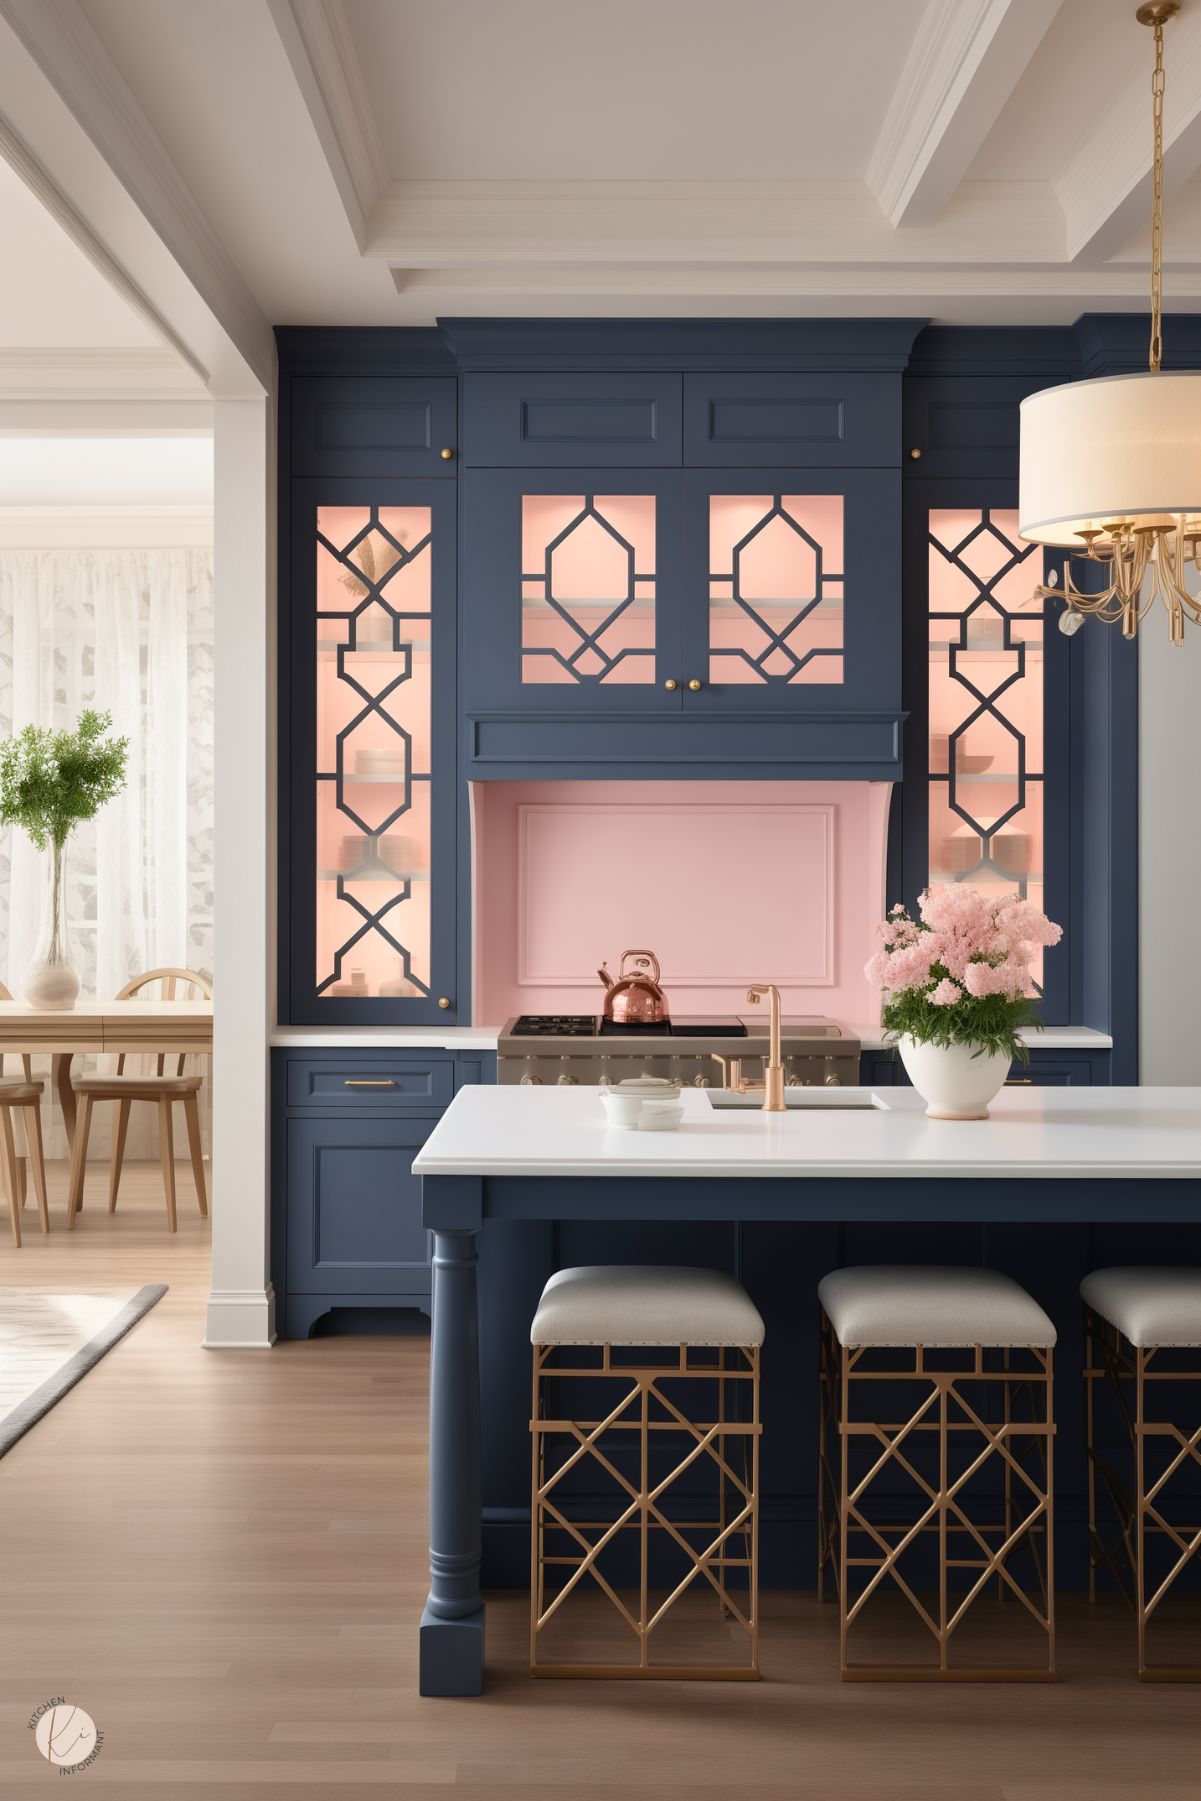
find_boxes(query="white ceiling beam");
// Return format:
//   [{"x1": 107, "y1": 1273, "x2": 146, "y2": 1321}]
[
  {"x1": 0, "y1": 0, "x2": 272, "y2": 396},
  {"x1": 867, "y1": 0, "x2": 1064, "y2": 229},
  {"x1": 1059, "y1": 5, "x2": 1201, "y2": 265},
  {"x1": 366, "y1": 177, "x2": 1070, "y2": 268},
  {"x1": 265, "y1": 0, "x2": 388, "y2": 246}
]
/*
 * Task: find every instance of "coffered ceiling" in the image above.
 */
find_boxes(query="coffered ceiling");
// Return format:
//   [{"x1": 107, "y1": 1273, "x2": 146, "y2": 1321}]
[{"x1": 35, "y1": 0, "x2": 1201, "y2": 326}]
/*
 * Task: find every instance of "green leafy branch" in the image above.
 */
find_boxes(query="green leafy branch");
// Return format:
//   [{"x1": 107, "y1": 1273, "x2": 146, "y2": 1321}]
[{"x1": 0, "y1": 709, "x2": 129, "y2": 853}]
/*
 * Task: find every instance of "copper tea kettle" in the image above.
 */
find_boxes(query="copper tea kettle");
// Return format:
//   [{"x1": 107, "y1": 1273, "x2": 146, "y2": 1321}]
[{"x1": 597, "y1": 950, "x2": 670, "y2": 1026}]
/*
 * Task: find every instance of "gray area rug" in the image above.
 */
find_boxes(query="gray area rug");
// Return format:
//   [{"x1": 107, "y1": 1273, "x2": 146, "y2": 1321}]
[{"x1": 0, "y1": 1284, "x2": 167, "y2": 1455}]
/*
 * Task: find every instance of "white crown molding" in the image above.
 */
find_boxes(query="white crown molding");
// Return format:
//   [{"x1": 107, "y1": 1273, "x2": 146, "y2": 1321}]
[
  {"x1": 0, "y1": 504, "x2": 212, "y2": 548},
  {"x1": 267, "y1": 0, "x2": 388, "y2": 242},
  {"x1": 867, "y1": 0, "x2": 1063, "y2": 229},
  {"x1": 0, "y1": 347, "x2": 208, "y2": 401},
  {"x1": 0, "y1": 0, "x2": 272, "y2": 395},
  {"x1": 1058, "y1": 5, "x2": 1201, "y2": 265}
]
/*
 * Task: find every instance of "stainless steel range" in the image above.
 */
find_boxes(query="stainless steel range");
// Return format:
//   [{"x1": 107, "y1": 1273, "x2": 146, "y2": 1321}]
[{"x1": 497, "y1": 1014, "x2": 861, "y2": 1089}]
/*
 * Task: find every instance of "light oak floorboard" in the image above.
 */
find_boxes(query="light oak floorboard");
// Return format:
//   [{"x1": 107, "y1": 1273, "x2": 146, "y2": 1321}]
[{"x1": 0, "y1": 1162, "x2": 1196, "y2": 1798}]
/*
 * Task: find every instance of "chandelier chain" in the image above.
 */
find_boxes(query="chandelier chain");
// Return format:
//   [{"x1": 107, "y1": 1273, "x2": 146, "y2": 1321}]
[{"x1": 1150, "y1": 17, "x2": 1166, "y2": 372}]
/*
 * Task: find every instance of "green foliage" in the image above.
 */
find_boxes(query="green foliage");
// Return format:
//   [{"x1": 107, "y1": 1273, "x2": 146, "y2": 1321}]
[
  {"x1": 881, "y1": 986, "x2": 1039, "y2": 1063},
  {"x1": 0, "y1": 709, "x2": 129, "y2": 852}
]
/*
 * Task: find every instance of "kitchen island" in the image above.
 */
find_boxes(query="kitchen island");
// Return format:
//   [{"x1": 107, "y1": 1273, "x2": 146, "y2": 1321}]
[{"x1": 414, "y1": 1084, "x2": 1201, "y2": 1695}]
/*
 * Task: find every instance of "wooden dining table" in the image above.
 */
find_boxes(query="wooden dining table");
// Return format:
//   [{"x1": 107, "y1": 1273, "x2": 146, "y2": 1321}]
[{"x1": 0, "y1": 999, "x2": 214, "y2": 1207}]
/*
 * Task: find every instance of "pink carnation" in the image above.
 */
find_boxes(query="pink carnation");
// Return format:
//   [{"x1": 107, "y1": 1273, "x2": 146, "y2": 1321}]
[
  {"x1": 929, "y1": 977, "x2": 962, "y2": 1006},
  {"x1": 868, "y1": 886, "x2": 1062, "y2": 1007},
  {"x1": 963, "y1": 959, "x2": 1030, "y2": 1001}
]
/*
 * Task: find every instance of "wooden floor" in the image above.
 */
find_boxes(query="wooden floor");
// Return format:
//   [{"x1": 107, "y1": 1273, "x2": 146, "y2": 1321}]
[{"x1": 0, "y1": 1162, "x2": 1197, "y2": 1798}]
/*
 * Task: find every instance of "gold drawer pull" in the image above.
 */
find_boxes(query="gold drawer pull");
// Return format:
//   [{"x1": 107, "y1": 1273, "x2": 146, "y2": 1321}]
[
  {"x1": 344, "y1": 1079, "x2": 397, "y2": 1088},
  {"x1": 1005, "y1": 1078, "x2": 1034, "y2": 1085}
]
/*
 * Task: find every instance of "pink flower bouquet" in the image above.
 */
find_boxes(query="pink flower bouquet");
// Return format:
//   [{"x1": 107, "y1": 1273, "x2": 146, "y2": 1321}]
[{"x1": 864, "y1": 885, "x2": 1062, "y2": 1061}]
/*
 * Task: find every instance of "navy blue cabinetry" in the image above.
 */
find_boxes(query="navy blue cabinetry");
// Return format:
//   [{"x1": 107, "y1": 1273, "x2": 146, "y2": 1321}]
[
  {"x1": 463, "y1": 372, "x2": 681, "y2": 466},
  {"x1": 292, "y1": 376, "x2": 457, "y2": 477},
  {"x1": 861, "y1": 1049, "x2": 1109, "y2": 1089},
  {"x1": 272, "y1": 1048, "x2": 493, "y2": 1339}
]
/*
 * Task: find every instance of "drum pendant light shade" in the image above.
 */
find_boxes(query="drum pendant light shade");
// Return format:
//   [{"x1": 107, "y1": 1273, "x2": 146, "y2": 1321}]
[{"x1": 1018, "y1": 371, "x2": 1201, "y2": 548}]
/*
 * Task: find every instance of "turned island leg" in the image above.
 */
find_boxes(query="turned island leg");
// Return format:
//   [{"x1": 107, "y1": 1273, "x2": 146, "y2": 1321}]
[{"x1": 419, "y1": 1223, "x2": 484, "y2": 1696}]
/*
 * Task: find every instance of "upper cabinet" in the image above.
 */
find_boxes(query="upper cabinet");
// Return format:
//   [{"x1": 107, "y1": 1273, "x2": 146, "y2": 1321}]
[
  {"x1": 683, "y1": 373, "x2": 900, "y2": 467},
  {"x1": 453, "y1": 322, "x2": 922, "y2": 780},
  {"x1": 292, "y1": 376, "x2": 458, "y2": 478},
  {"x1": 463, "y1": 373, "x2": 682, "y2": 466}
]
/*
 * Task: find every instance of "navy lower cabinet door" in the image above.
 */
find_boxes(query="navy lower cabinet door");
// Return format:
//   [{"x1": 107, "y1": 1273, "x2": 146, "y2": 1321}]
[
  {"x1": 462, "y1": 468, "x2": 685, "y2": 715},
  {"x1": 681, "y1": 469, "x2": 902, "y2": 720},
  {"x1": 285, "y1": 1116, "x2": 435, "y2": 1298},
  {"x1": 284, "y1": 477, "x2": 458, "y2": 1023}
]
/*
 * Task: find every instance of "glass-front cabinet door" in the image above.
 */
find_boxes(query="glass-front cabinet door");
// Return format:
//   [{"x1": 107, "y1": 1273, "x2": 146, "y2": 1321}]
[
  {"x1": 463, "y1": 470, "x2": 684, "y2": 712},
  {"x1": 901, "y1": 484, "x2": 1070, "y2": 1019},
  {"x1": 287, "y1": 479, "x2": 457, "y2": 1023},
  {"x1": 682, "y1": 471, "x2": 900, "y2": 713}
]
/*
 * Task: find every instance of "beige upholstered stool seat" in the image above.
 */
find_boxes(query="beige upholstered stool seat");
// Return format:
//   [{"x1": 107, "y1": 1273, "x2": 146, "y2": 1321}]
[
  {"x1": 531, "y1": 1264, "x2": 766, "y2": 1348},
  {"x1": 1081, "y1": 1266, "x2": 1201, "y2": 1348},
  {"x1": 819, "y1": 1264, "x2": 1057, "y2": 1349},
  {"x1": 72, "y1": 1073, "x2": 203, "y2": 1098}
]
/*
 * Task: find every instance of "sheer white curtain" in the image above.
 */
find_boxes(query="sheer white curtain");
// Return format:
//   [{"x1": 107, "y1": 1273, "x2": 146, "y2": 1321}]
[{"x1": 0, "y1": 547, "x2": 214, "y2": 1156}]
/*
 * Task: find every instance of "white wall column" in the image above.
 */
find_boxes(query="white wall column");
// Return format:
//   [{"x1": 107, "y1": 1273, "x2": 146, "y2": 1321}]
[
  {"x1": 206, "y1": 390, "x2": 276, "y2": 1348},
  {"x1": 1139, "y1": 627, "x2": 1201, "y2": 1086}
]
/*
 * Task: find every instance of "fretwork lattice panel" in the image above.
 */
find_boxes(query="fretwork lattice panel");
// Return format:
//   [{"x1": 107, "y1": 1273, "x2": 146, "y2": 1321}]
[
  {"x1": 927, "y1": 509, "x2": 1045, "y2": 977},
  {"x1": 708, "y1": 493, "x2": 844, "y2": 685},
  {"x1": 521, "y1": 493, "x2": 657, "y2": 684},
  {"x1": 314, "y1": 504, "x2": 433, "y2": 1000}
]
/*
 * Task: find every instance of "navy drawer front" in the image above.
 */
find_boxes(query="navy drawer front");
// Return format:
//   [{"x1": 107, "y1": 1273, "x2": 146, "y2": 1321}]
[
  {"x1": 1004, "y1": 1059, "x2": 1093, "y2": 1087},
  {"x1": 285, "y1": 1116, "x2": 434, "y2": 1295},
  {"x1": 464, "y1": 373, "x2": 682, "y2": 466},
  {"x1": 684, "y1": 374, "x2": 900, "y2": 466},
  {"x1": 291, "y1": 378, "x2": 457, "y2": 476},
  {"x1": 285, "y1": 1055, "x2": 455, "y2": 1109}
]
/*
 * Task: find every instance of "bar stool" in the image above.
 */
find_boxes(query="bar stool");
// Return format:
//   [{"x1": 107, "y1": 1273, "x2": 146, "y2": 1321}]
[
  {"x1": 818, "y1": 1265, "x2": 1056, "y2": 1680},
  {"x1": 1081, "y1": 1266, "x2": 1201, "y2": 1681},
  {"x1": 529, "y1": 1264, "x2": 764, "y2": 1680},
  {"x1": 0, "y1": 1078, "x2": 50, "y2": 1246}
]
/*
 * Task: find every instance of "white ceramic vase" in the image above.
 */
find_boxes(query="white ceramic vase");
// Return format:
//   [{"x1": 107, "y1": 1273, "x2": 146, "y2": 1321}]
[
  {"x1": 22, "y1": 841, "x2": 80, "y2": 1011},
  {"x1": 898, "y1": 1035, "x2": 1011, "y2": 1120}
]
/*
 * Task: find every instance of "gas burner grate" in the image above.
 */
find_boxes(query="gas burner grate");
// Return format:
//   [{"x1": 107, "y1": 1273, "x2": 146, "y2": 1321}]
[{"x1": 511, "y1": 1015, "x2": 598, "y2": 1037}]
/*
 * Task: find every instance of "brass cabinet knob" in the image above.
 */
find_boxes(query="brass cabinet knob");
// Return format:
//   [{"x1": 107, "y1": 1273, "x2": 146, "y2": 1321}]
[
  {"x1": 663, "y1": 677, "x2": 679, "y2": 691},
  {"x1": 687, "y1": 678, "x2": 702, "y2": 692},
  {"x1": 437, "y1": 995, "x2": 451, "y2": 1009},
  {"x1": 909, "y1": 447, "x2": 922, "y2": 460},
  {"x1": 439, "y1": 447, "x2": 455, "y2": 461}
]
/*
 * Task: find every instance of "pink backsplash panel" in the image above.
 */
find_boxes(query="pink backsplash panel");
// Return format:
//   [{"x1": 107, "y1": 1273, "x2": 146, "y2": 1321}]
[{"x1": 471, "y1": 780, "x2": 892, "y2": 1024}]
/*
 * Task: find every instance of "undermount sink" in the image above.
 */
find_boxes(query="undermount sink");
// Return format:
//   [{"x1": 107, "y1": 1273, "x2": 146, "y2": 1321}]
[{"x1": 705, "y1": 1088, "x2": 888, "y2": 1110}]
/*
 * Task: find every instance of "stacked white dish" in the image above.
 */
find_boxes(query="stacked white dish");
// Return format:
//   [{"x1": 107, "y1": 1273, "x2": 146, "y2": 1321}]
[{"x1": 598, "y1": 1076, "x2": 684, "y2": 1132}]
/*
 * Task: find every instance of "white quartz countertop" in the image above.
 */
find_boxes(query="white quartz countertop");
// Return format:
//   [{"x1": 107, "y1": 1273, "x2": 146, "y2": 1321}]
[
  {"x1": 270, "y1": 1025, "x2": 504, "y2": 1050},
  {"x1": 412, "y1": 1084, "x2": 1201, "y2": 1180},
  {"x1": 269, "y1": 1023, "x2": 1113, "y2": 1053}
]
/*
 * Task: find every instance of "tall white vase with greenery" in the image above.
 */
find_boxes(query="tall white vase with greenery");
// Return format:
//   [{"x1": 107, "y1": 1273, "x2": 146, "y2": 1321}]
[{"x1": 0, "y1": 710, "x2": 129, "y2": 1012}]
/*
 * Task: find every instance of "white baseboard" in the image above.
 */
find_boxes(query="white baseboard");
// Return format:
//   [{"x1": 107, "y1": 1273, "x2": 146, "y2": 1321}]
[{"x1": 203, "y1": 1284, "x2": 277, "y2": 1349}]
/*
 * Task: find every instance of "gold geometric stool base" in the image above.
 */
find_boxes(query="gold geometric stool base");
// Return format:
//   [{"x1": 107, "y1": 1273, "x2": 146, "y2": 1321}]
[
  {"x1": 1084, "y1": 1304, "x2": 1201, "y2": 1682},
  {"x1": 819, "y1": 1309, "x2": 1056, "y2": 1681},
  {"x1": 530, "y1": 1339, "x2": 761, "y2": 1680}
]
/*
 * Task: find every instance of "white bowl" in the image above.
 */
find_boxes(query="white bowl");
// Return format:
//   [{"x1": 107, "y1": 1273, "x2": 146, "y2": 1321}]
[{"x1": 599, "y1": 1091, "x2": 643, "y2": 1128}]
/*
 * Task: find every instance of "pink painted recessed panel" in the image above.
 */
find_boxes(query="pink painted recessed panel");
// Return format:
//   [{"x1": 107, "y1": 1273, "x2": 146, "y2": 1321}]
[{"x1": 472, "y1": 779, "x2": 892, "y2": 1027}]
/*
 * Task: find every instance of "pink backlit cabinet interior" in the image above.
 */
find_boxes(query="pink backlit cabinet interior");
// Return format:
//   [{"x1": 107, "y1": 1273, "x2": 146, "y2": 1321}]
[
  {"x1": 705, "y1": 492, "x2": 845, "y2": 686},
  {"x1": 315, "y1": 503, "x2": 436, "y2": 1005},
  {"x1": 926, "y1": 507, "x2": 1047, "y2": 980},
  {"x1": 521, "y1": 493, "x2": 657, "y2": 685}
]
